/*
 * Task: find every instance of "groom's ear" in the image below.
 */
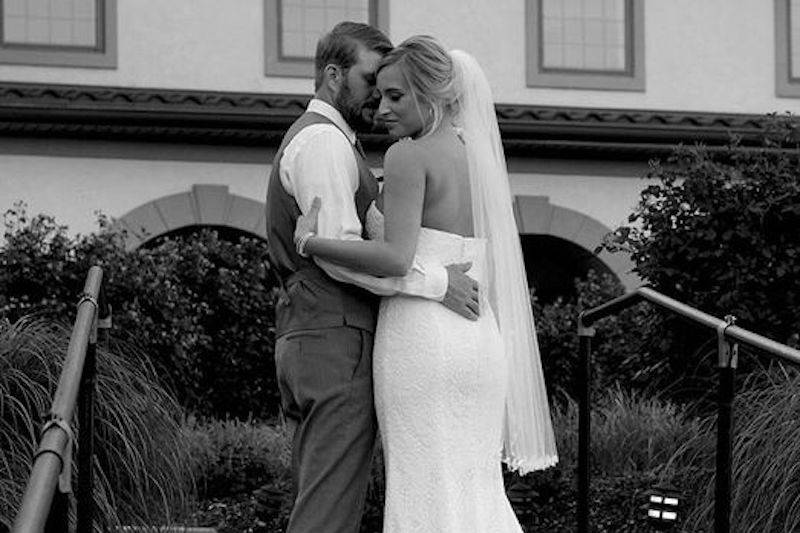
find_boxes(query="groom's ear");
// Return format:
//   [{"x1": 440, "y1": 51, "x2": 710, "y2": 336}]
[{"x1": 323, "y1": 64, "x2": 343, "y2": 93}]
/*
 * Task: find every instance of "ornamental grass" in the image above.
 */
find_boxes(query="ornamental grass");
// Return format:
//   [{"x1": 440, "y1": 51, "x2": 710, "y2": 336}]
[
  {"x1": 664, "y1": 364, "x2": 800, "y2": 532},
  {"x1": 0, "y1": 317, "x2": 196, "y2": 531}
]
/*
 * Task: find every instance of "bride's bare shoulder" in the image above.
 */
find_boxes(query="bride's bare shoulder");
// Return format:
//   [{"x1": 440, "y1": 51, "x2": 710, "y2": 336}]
[{"x1": 384, "y1": 138, "x2": 427, "y2": 168}]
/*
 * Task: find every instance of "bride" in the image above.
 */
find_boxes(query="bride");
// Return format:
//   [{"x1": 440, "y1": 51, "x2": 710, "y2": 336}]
[{"x1": 294, "y1": 35, "x2": 557, "y2": 532}]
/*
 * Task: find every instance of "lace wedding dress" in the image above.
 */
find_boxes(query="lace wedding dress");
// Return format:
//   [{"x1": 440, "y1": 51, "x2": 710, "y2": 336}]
[{"x1": 367, "y1": 203, "x2": 523, "y2": 533}]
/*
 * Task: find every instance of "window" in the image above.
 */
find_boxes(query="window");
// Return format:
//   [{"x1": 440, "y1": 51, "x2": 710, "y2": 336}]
[
  {"x1": 264, "y1": 0, "x2": 388, "y2": 77},
  {"x1": 526, "y1": 0, "x2": 644, "y2": 91},
  {"x1": 0, "y1": 0, "x2": 116, "y2": 68},
  {"x1": 776, "y1": 0, "x2": 800, "y2": 97}
]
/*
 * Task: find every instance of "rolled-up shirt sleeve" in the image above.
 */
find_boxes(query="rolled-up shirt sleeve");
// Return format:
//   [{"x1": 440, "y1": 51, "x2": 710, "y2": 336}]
[
  {"x1": 321, "y1": 257, "x2": 448, "y2": 299},
  {"x1": 282, "y1": 124, "x2": 447, "y2": 300}
]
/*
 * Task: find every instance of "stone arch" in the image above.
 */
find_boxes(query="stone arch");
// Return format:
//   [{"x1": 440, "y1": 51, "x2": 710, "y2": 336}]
[
  {"x1": 117, "y1": 184, "x2": 266, "y2": 250},
  {"x1": 513, "y1": 195, "x2": 640, "y2": 291}
]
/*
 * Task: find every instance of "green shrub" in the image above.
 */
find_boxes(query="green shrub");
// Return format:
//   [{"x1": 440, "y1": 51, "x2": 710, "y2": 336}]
[
  {"x1": 183, "y1": 417, "x2": 292, "y2": 532},
  {"x1": 181, "y1": 388, "x2": 701, "y2": 532},
  {"x1": 533, "y1": 270, "x2": 657, "y2": 400},
  {"x1": 0, "y1": 317, "x2": 196, "y2": 530},
  {"x1": 513, "y1": 469, "x2": 661, "y2": 533},
  {"x1": 185, "y1": 417, "x2": 292, "y2": 500},
  {"x1": 184, "y1": 417, "x2": 386, "y2": 533},
  {"x1": 507, "y1": 388, "x2": 702, "y2": 532},
  {"x1": 1, "y1": 204, "x2": 281, "y2": 418},
  {"x1": 601, "y1": 114, "x2": 800, "y2": 398}
]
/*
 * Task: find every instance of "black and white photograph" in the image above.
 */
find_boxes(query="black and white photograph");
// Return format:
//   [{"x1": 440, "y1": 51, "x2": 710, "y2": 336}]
[{"x1": 2, "y1": 1, "x2": 800, "y2": 532}]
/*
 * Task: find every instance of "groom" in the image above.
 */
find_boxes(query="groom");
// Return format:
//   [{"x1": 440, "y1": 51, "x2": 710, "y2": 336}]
[{"x1": 265, "y1": 21, "x2": 479, "y2": 533}]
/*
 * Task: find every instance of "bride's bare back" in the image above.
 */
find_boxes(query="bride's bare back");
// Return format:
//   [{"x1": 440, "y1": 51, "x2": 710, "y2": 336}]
[
  {"x1": 418, "y1": 125, "x2": 474, "y2": 237},
  {"x1": 380, "y1": 125, "x2": 474, "y2": 238}
]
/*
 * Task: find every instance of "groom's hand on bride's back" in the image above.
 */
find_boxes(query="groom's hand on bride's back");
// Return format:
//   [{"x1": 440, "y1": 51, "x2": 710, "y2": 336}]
[{"x1": 442, "y1": 263, "x2": 480, "y2": 321}]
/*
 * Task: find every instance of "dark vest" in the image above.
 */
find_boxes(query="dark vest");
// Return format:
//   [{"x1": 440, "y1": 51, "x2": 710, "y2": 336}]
[{"x1": 266, "y1": 111, "x2": 380, "y2": 337}]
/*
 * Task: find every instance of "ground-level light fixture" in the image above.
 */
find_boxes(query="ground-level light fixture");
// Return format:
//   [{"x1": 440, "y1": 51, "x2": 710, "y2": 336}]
[{"x1": 646, "y1": 484, "x2": 681, "y2": 530}]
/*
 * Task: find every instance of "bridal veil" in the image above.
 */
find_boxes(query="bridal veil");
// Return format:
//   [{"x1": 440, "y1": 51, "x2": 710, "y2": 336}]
[{"x1": 450, "y1": 49, "x2": 558, "y2": 473}]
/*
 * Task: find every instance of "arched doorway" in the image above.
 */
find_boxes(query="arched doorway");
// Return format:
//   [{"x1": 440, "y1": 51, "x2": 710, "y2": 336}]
[
  {"x1": 521, "y1": 234, "x2": 616, "y2": 303},
  {"x1": 116, "y1": 190, "x2": 278, "y2": 418},
  {"x1": 116, "y1": 184, "x2": 266, "y2": 250},
  {"x1": 514, "y1": 195, "x2": 639, "y2": 301}
]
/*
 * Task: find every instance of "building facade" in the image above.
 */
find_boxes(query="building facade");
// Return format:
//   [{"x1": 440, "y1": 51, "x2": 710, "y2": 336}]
[{"x1": 2, "y1": 0, "x2": 799, "y2": 299}]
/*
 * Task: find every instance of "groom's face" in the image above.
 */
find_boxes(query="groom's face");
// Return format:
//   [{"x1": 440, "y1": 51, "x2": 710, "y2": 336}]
[{"x1": 334, "y1": 45, "x2": 383, "y2": 133}]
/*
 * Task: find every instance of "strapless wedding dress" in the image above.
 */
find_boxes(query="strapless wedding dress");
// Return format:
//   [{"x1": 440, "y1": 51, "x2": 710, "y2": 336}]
[{"x1": 366, "y1": 204, "x2": 523, "y2": 533}]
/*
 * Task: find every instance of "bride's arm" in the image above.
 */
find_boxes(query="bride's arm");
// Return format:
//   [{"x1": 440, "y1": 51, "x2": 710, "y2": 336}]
[{"x1": 301, "y1": 141, "x2": 423, "y2": 277}]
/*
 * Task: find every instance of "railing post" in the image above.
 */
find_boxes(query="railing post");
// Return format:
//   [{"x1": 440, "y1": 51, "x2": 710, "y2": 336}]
[
  {"x1": 76, "y1": 284, "x2": 109, "y2": 533},
  {"x1": 577, "y1": 317, "x2": 595, "y2": 533},
  {"x1": 570, "y1": 288, "x2": 800, "y2": 533},
  {"x1": 715, "y1": 315, "x2": 738, "y2": 533},
  {"x1": 76, "y1": 318, "x2": 97, "y2": 532}
]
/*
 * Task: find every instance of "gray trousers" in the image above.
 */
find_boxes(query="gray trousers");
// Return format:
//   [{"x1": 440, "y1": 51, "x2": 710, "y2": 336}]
[{"x1": 275, "y1": 326, "x2": 377, "y2": 533}]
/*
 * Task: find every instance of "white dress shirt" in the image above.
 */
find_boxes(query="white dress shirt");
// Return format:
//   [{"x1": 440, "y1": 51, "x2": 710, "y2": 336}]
[{"x1": 279, "y1": 98, "x2": 447, "y2": 299}]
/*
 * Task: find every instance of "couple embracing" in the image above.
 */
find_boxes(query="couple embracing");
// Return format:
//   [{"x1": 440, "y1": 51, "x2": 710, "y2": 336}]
[{"x1": 265, "y1": 21, "x2": 558, "y2": 533}]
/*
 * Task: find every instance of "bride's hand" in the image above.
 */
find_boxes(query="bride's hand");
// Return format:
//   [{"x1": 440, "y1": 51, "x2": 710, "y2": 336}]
[{"x1": 294, "y1": 196, "x2": 321, "y2": 255}]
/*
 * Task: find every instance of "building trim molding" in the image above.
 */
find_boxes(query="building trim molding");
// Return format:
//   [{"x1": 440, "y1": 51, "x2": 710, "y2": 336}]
[
  {"x1": 117, "y1": 184, "x2": 267, "y2": 250},
  {"x1": 0, "y1": 81, "x2": 774, "y2": 159}
]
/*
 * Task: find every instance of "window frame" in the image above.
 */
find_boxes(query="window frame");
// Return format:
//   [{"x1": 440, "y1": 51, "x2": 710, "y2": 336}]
[
  {"x1": 264, "y1": 0, "x2": 388, "y2": 78},
  {"x1": 0, "y1": 0, "x2": 117, "y2": 68},
  {"x1": 776, "y1": 0, "x2": 800, "y2": 97},
  {"x1": 526, "y1": 0, "x2": 645, "y2": 91}
]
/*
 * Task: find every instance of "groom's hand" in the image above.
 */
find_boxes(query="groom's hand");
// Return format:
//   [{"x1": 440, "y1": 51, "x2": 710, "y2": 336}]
[{"x1": 442, "y1": 263, "x2": 480, "y2": 321}]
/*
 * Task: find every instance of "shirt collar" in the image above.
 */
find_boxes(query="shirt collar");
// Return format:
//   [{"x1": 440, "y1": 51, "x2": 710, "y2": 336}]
[{"x1": 307, "y1": 98, "x2": 357, "y2": 145}]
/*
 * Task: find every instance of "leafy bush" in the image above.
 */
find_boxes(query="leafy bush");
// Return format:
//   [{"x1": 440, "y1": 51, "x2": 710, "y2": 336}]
[
  {"x1": 1, "y1": 204, "x2": 280, "y2": 418},
  {"x1": 601, "y1": 114, "x2": 800, "y2": 396},
  {"x1": 521, "y1": 389, "x2": 701, "y2": 531},
  {"x1": 513, "y1": 469, "x2": 661, "y2": 533},
  {"x1": 185, "y1": 417, "x2": 386, "y2": 533},
  {"x1": 0, "y1": 317, "x2": 196, "y2": 530},
  {"x1": 533, "y1": 270, "x2": 657, "y2": 400},
  {"x1": 183, "y1": 417, "x2": 292, "y2": 532},
  {"x1": 501, "y1": 389, "x2": 704, "y2": 532},
  {"x1": 182, "y1": 388, "x2": 701, "y2": 532},
  {"x1": 185, "y1": 417, "x2": 292, "y2": 500}
]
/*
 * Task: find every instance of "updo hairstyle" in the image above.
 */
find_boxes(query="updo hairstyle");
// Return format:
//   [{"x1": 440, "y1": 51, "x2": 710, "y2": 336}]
[{"x1": 378, "y1": 35, "x2": 459, "y2": 137}]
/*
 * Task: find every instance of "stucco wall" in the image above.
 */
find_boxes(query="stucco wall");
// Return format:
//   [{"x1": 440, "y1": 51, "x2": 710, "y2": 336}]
[
  {"x1": 0, "y1": 153, "x2": 268, "y2": 238},
  {"x1": 392, "y1": 0, "x2": 800, "y2": 114},
  {"x1": 509, "y1": 173, "x2": 648, "y2": 233},
  {"x1": 0, "y1": 0, "x2": 798, "y2": 115},
  {"x1": 1, "y1": 153, "x2": 647, "y2": 241},
  {"x1": 0, "y1": 0, "x2": 313, "y2": 94}
]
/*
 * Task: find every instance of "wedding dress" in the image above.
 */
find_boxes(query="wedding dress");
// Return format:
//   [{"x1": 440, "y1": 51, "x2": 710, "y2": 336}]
[
  {"x1": 366, "y1": 49, "x2": 557, "y2": 533},
  {"x1": 367, "y1": 204, "x2": 523, "y2": 533}
]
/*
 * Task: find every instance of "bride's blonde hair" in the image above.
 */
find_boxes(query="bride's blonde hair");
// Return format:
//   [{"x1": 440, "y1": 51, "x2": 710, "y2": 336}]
[{"x1": 378, "y1": 35, "x2": 459, "y2": 138}]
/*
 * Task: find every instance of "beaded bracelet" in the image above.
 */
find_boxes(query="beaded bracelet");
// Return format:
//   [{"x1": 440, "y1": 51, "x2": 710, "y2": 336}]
[{"x1": 296, "y1": 231, "x2": 316, "y2": 258}]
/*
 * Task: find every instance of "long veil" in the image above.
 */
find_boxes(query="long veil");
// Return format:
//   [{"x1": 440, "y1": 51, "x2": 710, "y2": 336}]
[{"x1": 450, "y1": 50, "x2": 558, "y2": 473}]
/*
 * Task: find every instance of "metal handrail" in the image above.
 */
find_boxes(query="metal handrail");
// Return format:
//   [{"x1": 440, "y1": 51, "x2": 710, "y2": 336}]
[
  {"x1": 580, "y1": 287, "x2": 800, "y2": 366},
  {"x1": 575, "y1": 285, "x2": 800, "y2": 533},
  {"x1": 12, "y1": 266, "x2": 108, "y2": 533}
]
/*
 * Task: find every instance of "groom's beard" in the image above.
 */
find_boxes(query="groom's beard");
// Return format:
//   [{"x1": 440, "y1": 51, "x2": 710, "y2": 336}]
[{"x1": 336, "y1": 80, "x2": 378, "y2": 133}]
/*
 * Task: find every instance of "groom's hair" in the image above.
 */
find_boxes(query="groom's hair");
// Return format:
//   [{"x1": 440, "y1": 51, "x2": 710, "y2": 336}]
[{"x1": 314, "y1": 21, "x2": 393, "y2": 90}]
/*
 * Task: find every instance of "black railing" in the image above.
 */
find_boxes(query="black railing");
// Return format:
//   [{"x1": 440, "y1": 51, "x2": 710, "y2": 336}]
[
  {"x1": 12, "y1": 266, "x2": 111, "y2": 533},
  {"x1": 575, "y1": 286, "x2": 800, "y2": 533}
]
